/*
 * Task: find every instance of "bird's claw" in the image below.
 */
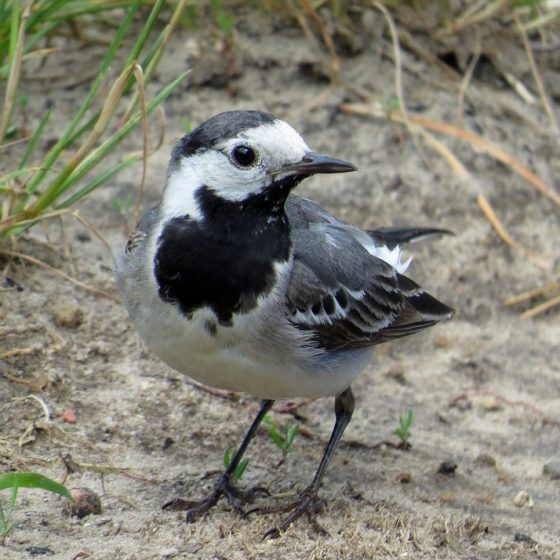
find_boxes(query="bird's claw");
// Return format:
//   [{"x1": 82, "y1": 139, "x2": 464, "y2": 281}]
[
  {"x1": 250, "y1": 487, "x2": 328, "y2": 538},
  {"x1": 163, "y1": 473, "x2": 269, "y2": 523}
]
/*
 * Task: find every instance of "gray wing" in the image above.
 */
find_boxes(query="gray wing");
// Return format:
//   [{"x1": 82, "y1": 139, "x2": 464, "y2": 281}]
[{"x1": 285, "y1": 196, "x2": 454, "y2": 351}]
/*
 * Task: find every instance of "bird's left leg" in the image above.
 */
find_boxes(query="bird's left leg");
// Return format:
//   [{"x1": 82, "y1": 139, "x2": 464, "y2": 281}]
[
  {"x1": 164, "y1": 399, "x2": 274, "y2": 522},
  {"x1": 251, "y1": 387, "x2": 355, "y2": 537}
]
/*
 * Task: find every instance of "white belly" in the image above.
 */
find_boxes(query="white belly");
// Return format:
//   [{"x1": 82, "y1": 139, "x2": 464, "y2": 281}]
[{"x1": 129, "y1": 291, "x2": 369, "y2": 400}]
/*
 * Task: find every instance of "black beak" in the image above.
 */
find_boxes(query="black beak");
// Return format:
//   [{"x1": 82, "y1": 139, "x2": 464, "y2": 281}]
[{"x1": 271, "y1": 152, "x2": 357, "y2": 177}]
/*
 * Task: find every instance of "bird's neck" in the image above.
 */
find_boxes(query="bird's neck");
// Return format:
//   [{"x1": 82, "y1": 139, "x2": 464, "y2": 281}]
[
  {"x1": 195, "y1": 185, "x2": 289, "y2": 231},
  {"x1": 194, "y1": 174, "x2": 304, "y2": 225}
]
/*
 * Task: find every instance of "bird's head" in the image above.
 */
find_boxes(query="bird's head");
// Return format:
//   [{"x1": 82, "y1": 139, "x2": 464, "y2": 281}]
[{"x1": 161, "y1": 110, "x2": 356, "y2": 221}]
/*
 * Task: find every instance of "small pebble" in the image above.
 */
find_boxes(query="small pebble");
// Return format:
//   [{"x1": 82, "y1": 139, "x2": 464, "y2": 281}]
[
  {"x1": 513, "y1": 532, "x2": 536, "y2": 544},
  {"x1": 439, "y1": 492, "x2": 457, "y2": 504},
  {"x1": 513, "y1": 490, "x2": 533, "y2": 508},
  {"x1": 75, "y1": 232, "x2": 91, "y2": 242},
  {"x1": 451, "y1": 396, "x2": 472, "y2": 412},
  {"x1": 25, "y1": 546, "x2": 54, "y2": 556},
  {"x1": 63, "y1": 488, "x2": 102, "y2": 518},
  {"x1": 437, "y1": 460, "x2": 458, "y2": 476},
  {"x1": 542, "y1": 461, "x2": 560, "y2": 480},
  {"x1": 62, "y1": 409, "x2": 77, "y2": 424},
  {"x1": 51, "y1": 301, "x2": 84, "y2": 328},
  {"x1": 475, "y1": 453, "x2": 496, "y2": 468},
  {"x1": 4, "y1": 276, "x2": 24, "y2": 292},
  {"x1": 397, "y1": 472, "x2": 412, "y2": 484},
  {"x1": 480, "y1": 396, "x2": 502, "y2": 411},
  {"x1": 385, "y1": 368, "x2": 407, "y2": 385},
  {"x1": 436, "y1": 412, "x2": 451, "y2": 424},
  {"x1": 434, "y1": 335, "x2": 453, "y2": 349}
]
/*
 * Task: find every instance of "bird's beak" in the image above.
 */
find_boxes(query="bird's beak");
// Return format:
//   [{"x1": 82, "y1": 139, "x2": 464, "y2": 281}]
[{"x1": 271, "y1": 152, "x2": 357, "y2": 177}]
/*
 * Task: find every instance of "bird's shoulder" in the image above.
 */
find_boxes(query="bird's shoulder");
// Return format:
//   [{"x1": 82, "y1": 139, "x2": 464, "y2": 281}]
[{"x1": 123, "y1": 206, "x2": 160, "y2": 255}]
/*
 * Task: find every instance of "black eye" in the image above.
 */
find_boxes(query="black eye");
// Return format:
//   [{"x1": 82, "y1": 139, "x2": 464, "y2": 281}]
[{"x1": 232, "y1": 145, "x2": 257, "y2": 167}]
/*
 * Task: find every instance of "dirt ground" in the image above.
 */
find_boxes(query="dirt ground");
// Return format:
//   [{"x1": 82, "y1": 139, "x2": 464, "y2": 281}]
[{"x1": 1, "y1": 5, "x2": 559, "y2": 560}]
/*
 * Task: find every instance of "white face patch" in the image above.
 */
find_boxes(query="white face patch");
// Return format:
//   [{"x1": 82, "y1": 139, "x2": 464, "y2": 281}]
[
  {"x1": 160, "y1": 119, "x2": 310, "y2": 222},
  {"x1": 219, "y1": 120, "x2": 310, "y2": 180}
]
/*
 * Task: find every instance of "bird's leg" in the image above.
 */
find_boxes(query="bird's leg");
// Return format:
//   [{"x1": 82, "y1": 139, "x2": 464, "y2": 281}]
[
  {"x1": 169, "y1": 399, "x2": 274, "y2": 523},
  {"x1": 252, "y1": 387, "x2": 355, "y2": 538}
]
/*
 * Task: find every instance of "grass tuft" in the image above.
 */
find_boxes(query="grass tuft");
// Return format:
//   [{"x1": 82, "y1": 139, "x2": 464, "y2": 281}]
[{"x1": 0, "y1": 0, "x2": 189, "y2": 238}]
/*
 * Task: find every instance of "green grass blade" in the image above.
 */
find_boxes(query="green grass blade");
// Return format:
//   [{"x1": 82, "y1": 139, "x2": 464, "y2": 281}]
[
  {"x1": 0, "y1": 498, "x2": 5, "y2": 534},
  {"x1": 8, "y1": 0, "x2": 20, "y2": 59},
  {"x1": 65, "y1": 70, "x2": 189, "y2": 189},
  {"x1": 268, "y1": 428, "x2": 284, "y2": 449},
  {"x1": 124, "y1": 0, "x2": 166, "y2": 72},
  {"x1": 56, "y1": 153, "x2": 142, "y2": 209},
  {"x1": 9, "y1": 486, "x2": 18, "y2": 514},
  {"x1": 4, "y1": 153, "x2": 142, "y2": 237},
  {"x1": 25, "y1": 0, "x2": 73, "y2": 30},
  {"x1": 0, "y1": 166, "x2": 37, "y2": 185},
  {"x1": 286, "y1": 424, "x2": 299, "y2": 448},
  {"x1": 49, "y1": 1, "x2": 135, "y2": 20},
  {"x1": 223, "y1": 448, "x2": 232, "y2": 469},
  {"x1": 23, "y1": 0, "x2": 142, "y2": 198},
  {"x1": 0, "y1": 472, "x2": 72, "y2": 500},
  {"x1": 236, "y1": 458, "x2": 249, "y2": 481},
  {"x1": 0, "y1": 21, "x2": 58, "y2": 79},
  {"x1": 18, "y1": 106, "x2": 52, "y2": 170},
  {"x1": 0, "y1": 0, "x2": 26, "y2": 143}
]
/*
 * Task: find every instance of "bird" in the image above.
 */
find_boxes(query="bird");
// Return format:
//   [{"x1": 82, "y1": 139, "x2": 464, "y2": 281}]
[{"x1": 115, "y1": 109, "x2": 453, "y2": 536}]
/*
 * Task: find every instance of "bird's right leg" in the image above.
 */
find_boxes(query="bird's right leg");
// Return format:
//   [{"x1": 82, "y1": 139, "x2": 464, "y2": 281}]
[
  {"x1": 165, "y1": 399, "x2": 274, "y2": 522},
  {"x1": 249, "y1": 387, "x2": 355, "y2": 537}
]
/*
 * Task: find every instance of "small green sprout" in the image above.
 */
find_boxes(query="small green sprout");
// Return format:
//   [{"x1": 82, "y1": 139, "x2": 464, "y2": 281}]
[
  {"x1": 381, "y1": 95, "x2": 401, "y2": 115},
  {"x1": 263, "y1": 415, "x2": 299, "y2": 465},
  {"x1": 182, "y1": 116, "x2": 193, "y2": 133},
  {"x1": 210, "y1": 0, "x2": 236, "y2": 34},
  {"x1": 223, "y1": 448, "x2": 249, "y2": 483},
  {"x1": 394, "y1": 409, "x2": 414, "y2": 449},
  {"x1": 112, "y1": 193, "x2": 135, "y2": 215},
  {"x1": 0, "y1": 472, "x2": 72, "y2": 544}
]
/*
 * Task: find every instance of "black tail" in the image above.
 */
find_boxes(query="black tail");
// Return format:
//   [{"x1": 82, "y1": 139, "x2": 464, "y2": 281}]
[{"x1": 367, "y1": 227, "x2": 453, "y2": 249}]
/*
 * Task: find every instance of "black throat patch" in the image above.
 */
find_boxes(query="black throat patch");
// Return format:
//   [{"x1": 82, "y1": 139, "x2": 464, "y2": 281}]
[{"x1": 154, "y1": 184, "x2": 293, "y2": 326}]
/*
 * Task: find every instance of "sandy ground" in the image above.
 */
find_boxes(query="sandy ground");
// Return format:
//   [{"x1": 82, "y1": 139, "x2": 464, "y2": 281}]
[{"x1": 1, "y1": 6, "x2": 559, "y2": 559}]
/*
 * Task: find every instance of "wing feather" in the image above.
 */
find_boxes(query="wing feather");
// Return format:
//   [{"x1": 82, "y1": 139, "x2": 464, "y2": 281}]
[{"x1": 285, "y1": 196, "x2": 454, "y2": 351}]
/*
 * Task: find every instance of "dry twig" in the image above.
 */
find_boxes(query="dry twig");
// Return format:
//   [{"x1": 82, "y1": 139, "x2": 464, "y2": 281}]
[
  {"x1": 0, "y1": 248, "x2": 118, "y2": 301},
  {"x1": 477, "y1": 194, "x2": 551, "y2": 271},
  {"x1": 339, "y1": 103, "x2": 560, "y2": 207},
  {"x1": 514, "y1": 12, "x2": 559, "y2": 134},
  {"x1": 506, "y1": 282, "x2": 560, "y2": 319}
]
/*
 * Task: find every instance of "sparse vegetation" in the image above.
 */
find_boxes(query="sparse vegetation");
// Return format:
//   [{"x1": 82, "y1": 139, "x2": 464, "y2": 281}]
[
  {"x1": 223, "y1": 448, "x2": 250, "y2": 483},
  {"x1": 394, "y1": 409, "x2": 413, "y2": 449},
  {"x1": 263, "y1": 414, "x2": 299, "y2": 465},
  {"x1": 0, "y1": 472, "x2": 72, "y2": 545}
]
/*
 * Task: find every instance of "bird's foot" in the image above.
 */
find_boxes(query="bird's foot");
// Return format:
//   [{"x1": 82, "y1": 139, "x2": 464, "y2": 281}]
[
  {"x1": 249, "y1": 485, "x2": 328, "y2": 538},
  {"x1": 162, "y1": 473, "x2": 269, "y2": 522}
]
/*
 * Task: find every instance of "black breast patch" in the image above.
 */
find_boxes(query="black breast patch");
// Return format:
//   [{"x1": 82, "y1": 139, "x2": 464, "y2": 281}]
[{"x1": 154, "y1": 187, "x2": 291, "y2": 326}]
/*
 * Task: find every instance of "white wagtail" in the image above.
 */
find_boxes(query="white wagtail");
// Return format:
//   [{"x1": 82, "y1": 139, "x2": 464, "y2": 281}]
[{"x1": 115, "y1": 110, "x2": 453, "y2": 535}]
